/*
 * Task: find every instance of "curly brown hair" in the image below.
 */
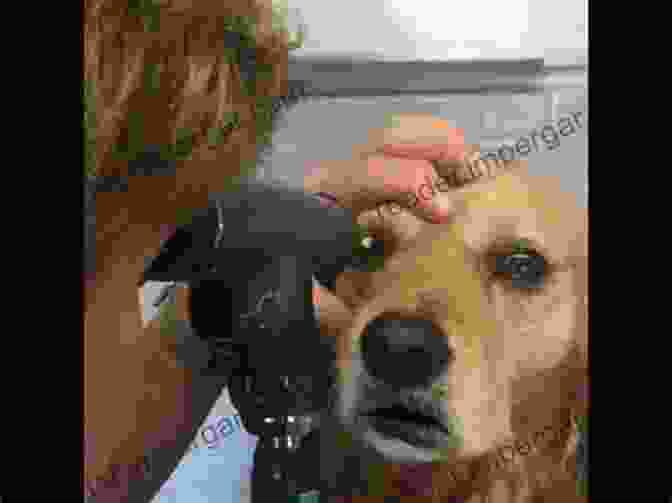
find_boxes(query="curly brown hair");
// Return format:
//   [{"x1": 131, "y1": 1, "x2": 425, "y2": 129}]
[
  {"x1": 83, "y1": 4, "x2": 308, "y2": 488},
  {"x1": 83, "y1": 0, "x2": 298, "y2": 182}
]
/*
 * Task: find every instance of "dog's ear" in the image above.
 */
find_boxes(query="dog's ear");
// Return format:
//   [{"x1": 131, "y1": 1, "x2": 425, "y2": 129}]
[
  {"x1": 572, "y1": 223, "x2": 589, "y2": 413},
  {"x1": 565, "y1": 229, "x2": 588, "y2": 495}
]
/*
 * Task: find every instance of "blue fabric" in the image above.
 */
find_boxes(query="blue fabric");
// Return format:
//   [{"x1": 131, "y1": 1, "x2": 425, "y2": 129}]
[{"x1": 151, "y1": 413, "x2": 258, "y2": 503}]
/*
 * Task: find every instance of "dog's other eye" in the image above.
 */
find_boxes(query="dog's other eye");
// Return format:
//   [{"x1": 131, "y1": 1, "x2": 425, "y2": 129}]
[
  {"x1": 350, "y1": 228, "x2": 388, "y2": 272},
  {"x1": 494, "y1": 251, "x2": 548, "y2": 290}
]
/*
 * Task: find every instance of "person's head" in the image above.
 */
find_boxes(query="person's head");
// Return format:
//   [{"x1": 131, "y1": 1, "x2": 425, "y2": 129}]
[{"x1": 84, "y1": 0, "x2": 303, "y2": 197}]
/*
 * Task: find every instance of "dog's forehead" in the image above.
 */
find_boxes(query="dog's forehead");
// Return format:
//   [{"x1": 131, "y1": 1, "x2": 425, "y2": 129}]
[
  {"x1": 450, "y1": 172, "x2": 585, "y2": 260},
  {"x1": 459, "y1": 172, "x2": 566, "y2": 222},
  {"x1": 370, "y1": 172, "x2": 585, "y2": 291}
]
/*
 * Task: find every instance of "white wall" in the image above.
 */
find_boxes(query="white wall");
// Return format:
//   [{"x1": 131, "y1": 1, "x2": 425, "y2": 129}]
[{"x1": 285, "y1": 0, "x2": 587, "y2": 65}]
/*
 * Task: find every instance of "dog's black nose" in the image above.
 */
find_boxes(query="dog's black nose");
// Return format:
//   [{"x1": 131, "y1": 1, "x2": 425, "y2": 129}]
[{"x1": 360, "y1": 315, "x2": 453, "y2": 389}]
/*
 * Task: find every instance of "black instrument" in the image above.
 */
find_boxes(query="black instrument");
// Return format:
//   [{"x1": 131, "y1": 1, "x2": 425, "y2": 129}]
[{"x1": 141, "y1": 180, "x2": 357, "y2": 502}]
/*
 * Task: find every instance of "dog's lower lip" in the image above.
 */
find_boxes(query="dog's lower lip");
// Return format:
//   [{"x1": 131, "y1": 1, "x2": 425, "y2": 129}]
[
  {"x1": 366, "y1": 415, "x2": 450, "y2": 448},
  {"x1": 364, "y1": 406, "x2": 448, "y2": 431}
]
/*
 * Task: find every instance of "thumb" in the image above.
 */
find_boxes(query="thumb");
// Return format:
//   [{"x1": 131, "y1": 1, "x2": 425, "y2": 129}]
[
  {"x1": 407, "y1": 185, "x2": 454, "y2": 223},
  {"x1": 366, "y1": 155, "x2": 454, "y2": 224}
]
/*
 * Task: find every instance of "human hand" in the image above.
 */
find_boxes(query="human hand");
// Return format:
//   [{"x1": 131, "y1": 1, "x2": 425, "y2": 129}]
[{"x1": 303, "y1": 114, "x2": 467, "y2": 223}]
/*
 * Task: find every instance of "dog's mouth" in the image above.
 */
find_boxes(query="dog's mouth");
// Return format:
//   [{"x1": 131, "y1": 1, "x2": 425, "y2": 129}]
[{"x1": 363, "y1": 403, "x2": 451, "y2": 449}]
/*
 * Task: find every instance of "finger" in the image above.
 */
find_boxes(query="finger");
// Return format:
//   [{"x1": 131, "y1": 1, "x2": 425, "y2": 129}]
[
  {"x1": 365, "y1": 155, "x2": 454, "y2": 223},
  {"x1": 356, "y1": 114, "x2": 464, "y2": 157},
  {"x1": 379, "y1": 143, "x2": 467, "y2": 164},
  {"x1": 377, "y1": 115, "x2": 465, "y2": 159},
  {"x1": 313, "y1": 279, "x2": 323, "y2": 305},
  {"x1": 406, "y1": 189, "x2": 455, "y2": 224},
  {"x1": 381, "y1": 144, "x2": 484, "y2": 184},
  {"x1": 365, "y1": 155, "x2": 431, "y2": 195},
  {"x1": 378, "y1": 115, "x2": 465, "y2": 147}
]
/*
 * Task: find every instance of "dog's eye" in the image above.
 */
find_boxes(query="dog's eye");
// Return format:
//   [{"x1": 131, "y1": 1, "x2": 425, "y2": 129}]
[
  {"x1": 494, "y1": 251, "x2": 548, "y2": 290},
  {"x1": 349, "y1": 227, "x2": 387, "y2": 272}
]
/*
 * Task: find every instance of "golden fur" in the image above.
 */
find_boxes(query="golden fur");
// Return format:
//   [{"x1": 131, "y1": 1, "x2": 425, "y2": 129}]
[
  {"x1": 84, "y1": 0, "x2": 290, "y2": 179},
  {"x1": 315, "y1": 154, "x2": 588, "y2": 502}
]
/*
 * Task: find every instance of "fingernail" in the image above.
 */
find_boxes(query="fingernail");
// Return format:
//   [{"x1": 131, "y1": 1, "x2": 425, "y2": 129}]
[{"x1": 426, "y1": 196, "x2": 454, "y2": 223}]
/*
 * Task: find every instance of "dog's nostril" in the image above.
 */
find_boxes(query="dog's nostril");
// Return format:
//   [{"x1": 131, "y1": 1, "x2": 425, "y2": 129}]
[{"x1": 360, "y1": 314, "x2": 452, "y2": 389}]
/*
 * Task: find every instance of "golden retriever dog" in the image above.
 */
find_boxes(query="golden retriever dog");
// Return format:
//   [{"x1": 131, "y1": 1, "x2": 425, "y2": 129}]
[{"x1": 314, "y1": 147, "x2": 588, "y2": 502}]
